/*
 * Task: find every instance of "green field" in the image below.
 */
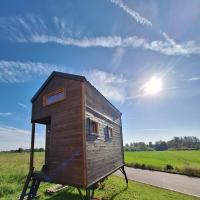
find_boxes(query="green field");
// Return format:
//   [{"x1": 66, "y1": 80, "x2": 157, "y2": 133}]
[
  {"x1": 0, "y1": 152, "x2": 199, "y2": 200},
  {"x1": 125, "y1": 150, "x2": 200, "y2": 176}
]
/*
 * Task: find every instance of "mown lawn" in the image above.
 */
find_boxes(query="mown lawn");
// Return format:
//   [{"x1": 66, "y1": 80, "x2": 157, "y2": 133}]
[
  {"x1": 0, "y1": 152, "x2": 199, "y2": 200},
  {"x1": 125, "y1": 150, "x2": 200, "y2": 176}
]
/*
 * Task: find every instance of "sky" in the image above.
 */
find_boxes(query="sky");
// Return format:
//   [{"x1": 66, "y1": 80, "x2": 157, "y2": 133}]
[{"x1": 0, "y1": 0, "x2": 200, "y2": 150}]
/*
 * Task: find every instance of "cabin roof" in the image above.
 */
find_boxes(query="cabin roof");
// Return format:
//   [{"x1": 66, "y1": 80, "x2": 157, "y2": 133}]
[{"x1": 31, "y1": 71, "x2": 121, "y2": 115}]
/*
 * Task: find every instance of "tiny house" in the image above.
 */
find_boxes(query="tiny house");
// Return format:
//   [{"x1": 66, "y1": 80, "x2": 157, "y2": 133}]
[{"x1": 20, "y1": 71, "x2": 127, "y2": 200}]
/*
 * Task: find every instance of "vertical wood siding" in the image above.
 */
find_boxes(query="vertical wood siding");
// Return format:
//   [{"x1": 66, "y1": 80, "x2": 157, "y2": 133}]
[{"x1": 32, "y1": 76, "x2": 85, "y2": 187}]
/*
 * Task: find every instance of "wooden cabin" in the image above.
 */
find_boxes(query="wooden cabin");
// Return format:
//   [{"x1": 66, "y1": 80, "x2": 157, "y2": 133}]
[{"x1": 20, "y1": 71, "x2": 127, "y2": 200}]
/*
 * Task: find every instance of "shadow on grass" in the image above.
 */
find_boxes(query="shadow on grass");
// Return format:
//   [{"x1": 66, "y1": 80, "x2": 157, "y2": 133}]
[
  {"x1": 110, "y1": 185, "x2": 128, "y2": 200},
  {"x1": 44, "y1": 183, "x2": 128, "y2": 200},
  {"x1": 44, "y1": 187, "x2": 80, "y2": 200}
]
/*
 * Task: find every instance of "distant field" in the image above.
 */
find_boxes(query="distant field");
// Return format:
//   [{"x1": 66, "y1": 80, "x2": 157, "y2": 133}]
[
  {"x1": 0, "y1": 152, "x2": 199, "y2": 200},
  {"x1": 125, "y1": 150, "x2": 200, "y2": 176}
]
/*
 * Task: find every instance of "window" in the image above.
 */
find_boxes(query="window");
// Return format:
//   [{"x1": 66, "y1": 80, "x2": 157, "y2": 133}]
[
  {"x1": 105, "y1": 126, "x2": 113, "y2": 139},
  {"x1": 89, "y1": 119, "x2": 99, "y2": 136},
  {"x1": 43, "y1": 88, "x2": 66, "y2": 106},
  {"x1": 108, "y1": 127, "x2": 113, "y2": 138}
]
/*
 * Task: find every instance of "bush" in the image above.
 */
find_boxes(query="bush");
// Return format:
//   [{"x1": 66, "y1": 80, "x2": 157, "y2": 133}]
[
  {"x1": 132, "y1": 163, "x2": 146, "y2": 169},
  {"x1": 130, "y1": 163, "x2": 145, "y2": 169},
  {"x1": 127, "y1": 163, "x2": 157, "y2": 171},
  {"x1": 17, "y1": 148, "x2": 24, "y2": 153},
  {"x1": 133, "y1": 163, "x2": 140, "y2": 168},
  {"x1": 180, "y1": 166, "x2": 200, "y2": 177},
  {"x1": 164, "y1": 164, "x2": 174, "y2": 171}
]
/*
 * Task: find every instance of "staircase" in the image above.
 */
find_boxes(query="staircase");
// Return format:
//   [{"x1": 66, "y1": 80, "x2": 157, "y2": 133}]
[{"x1": 19, "y1": 172, "x2": 41, "y2": 200}]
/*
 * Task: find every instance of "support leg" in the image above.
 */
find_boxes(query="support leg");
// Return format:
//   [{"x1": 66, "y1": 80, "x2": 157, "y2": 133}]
[
  {"x1": 30, "y1": 123, "x2": 35, "y2": 173},
  {"x1": 77, "y1": 187, "x2": 96, "y2": 200},
  {"x1": 91, "y1": 188, "x2": 95, "y2": 199},
  {"x1": 77, "y1": 188, "x2": 85, "y2": 200},
  {"x1": 120, "y1": 166, "x2": 128, "y2": 185},
  {"x1": 86, "y1": 189, "x2": 91, "y2": 200},
  {"x1": 31, "y1": 179, "x2": 40, "y2": 199}
]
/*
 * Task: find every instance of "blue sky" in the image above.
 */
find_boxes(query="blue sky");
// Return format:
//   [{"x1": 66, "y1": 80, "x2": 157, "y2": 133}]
[{"x1": 0, "y1": 0, "x2": 200, "y2": 150}]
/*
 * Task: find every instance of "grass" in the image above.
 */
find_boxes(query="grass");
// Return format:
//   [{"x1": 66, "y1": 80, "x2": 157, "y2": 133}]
[
  {"x1": 0, "y1": 152, "x2": 199, "y2": 200},
  {"x1": 125, "y1": 150, "x2": 200, "y2": 176}
]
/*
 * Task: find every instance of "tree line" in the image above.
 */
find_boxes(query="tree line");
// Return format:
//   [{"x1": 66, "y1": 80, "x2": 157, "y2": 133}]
[
  {"x1": 7, "y1": 148, "x2": 45, "y2": 153},
  {"x1": 124, "y1": 136, "x2": 200, "y2": 151}
]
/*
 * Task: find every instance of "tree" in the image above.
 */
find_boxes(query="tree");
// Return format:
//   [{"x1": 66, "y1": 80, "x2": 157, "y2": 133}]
[
  {"x1": 18, "y1": 148, "x2": 24, "y2": 153},
  {"x1": 155, "y1": 141, "x2": 168, "y2": 151},
  {"x1": 148, "y1": 142, "x2": 153, "y2": 148}
]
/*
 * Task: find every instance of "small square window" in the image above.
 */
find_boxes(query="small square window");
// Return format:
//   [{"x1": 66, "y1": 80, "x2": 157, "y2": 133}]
[
  {"x1": 89, "y1": 120, "x2": 99, "y2": 136},
  {"x1": 105, "y1": 126, "x2": 113, "y2": 139},
  {"x1": 108, "y1": 127, "x2": 113, "y2": 138}
]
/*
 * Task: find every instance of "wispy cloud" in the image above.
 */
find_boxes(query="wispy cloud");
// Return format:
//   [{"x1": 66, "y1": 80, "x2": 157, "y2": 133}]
[
  {"x1": 86, "y1": 69, "x2": 127, "y2": 102},
  {"x1": 109, "y1": 0, "x2": 152, "y2": 26},
  {"x1": 29, "y1": 34, "x2": 148, "y2": 48},
  {"x1": 86, "y1": 69, "x2": 193, "y2": 102},
  {"x1": 110, "y1": 47, "x2": 125, "y2": 68},
  {"x1": 187, "y1": 77, "x2": 200, "y2": 81},
  {"x1": 109, "y1": 0, "x2": 173, "y2": 45},
  {"x1": 161, "y1": 31, "x2": 176, "y2": 46},
  {"x1": 0, "y1": 60, "x2": 64, "y2": 83},
  {"x1": 135, "y1": 128, "x2": 168, "y2": 132},
  {"x1": 18, "y1": 103, "x2": 29, "y2": 109},
  {"x1": 1, "y1": 15, "x2": 200, "y2": 56},
  {"x1": 0, "y1": 125, "x2": 44, "y2": 151},
  {"x1": 0, "y1": 112, "x2": 12, "y2": 116},
  {"x1": 31, "y1": 35, "x2": 200, "y2": 56},
  {"x1": 0, "y1": 60, "x2": 130, "y2": 102},
  {"x1": 108, "y1": 1, "x2": 199, "y2": 56}
]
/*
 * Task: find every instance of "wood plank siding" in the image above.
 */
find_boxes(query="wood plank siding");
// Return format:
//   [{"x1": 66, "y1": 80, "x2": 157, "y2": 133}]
[
  {"x1": 31, "y1": 72, "x2": 124, "y2": 188},
  {"x1": 85, "y1": 82, "x2": 124, "y2": 186},
  {"x1": 31, "y1": 76, "x2": 86, "y2": 187}
]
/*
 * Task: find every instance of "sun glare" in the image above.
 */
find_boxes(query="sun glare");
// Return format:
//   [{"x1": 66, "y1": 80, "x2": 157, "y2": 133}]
[{"x1": 142, "y1": 76, "x2": 163, "y2": 96}]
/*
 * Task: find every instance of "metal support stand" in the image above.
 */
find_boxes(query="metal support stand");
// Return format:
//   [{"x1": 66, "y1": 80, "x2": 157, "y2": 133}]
[
  {"x1": 120, "y1": 166, "x2": 128, "y2": 185},
  {"x1": 77, "y1": 188, "x2": 85, "y2": 200}
]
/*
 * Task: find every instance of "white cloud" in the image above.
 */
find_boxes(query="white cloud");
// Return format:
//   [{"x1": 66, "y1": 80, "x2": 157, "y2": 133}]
[
  {"x1": 0, "y1": 59, "x2": 131, "y2": 102},
  {"x1": 53, "y1": 16, "x2": 68, "y2": 37},
  {"x1": 110, "y1": 47, "x2": 125, "y2": 68},
  {"x1": 29, "y1": 34, "x2": 147, "y2": 48},
  {"x1": 0, "y1": 14, "x2": 47, "y2": 42},
  {"x1": 108, "y1": 0, "x2": 200, "y2": 56},
  {"x1": 188, "y1": 77, "x2": 200, "y2": 81},
  {"x1": 18, "y1": 103, "x2": 29, "y2": 109},
  {"x1": 0, "y1": 112, "x2": 12, "y2": 116},
  {"x1": 0, "y1": 125, "x2": 45, "y2": 151},
  {"x1": 109, "y1": 0, "x2": 152, "y2": 26},
  {"x1": 135, "y1": 128, "x2": 169, "y2": 132},
  {"x1": 24, "y1": 34, "x2": 200, "y2": 56},
  {"x1": 160, "y1": 31, "x2": 176, "y2": 46},
  {"x1": 1, "y1": 15, "x2": 200, "y2": 56},
  {"x1": 86, "y1": 69, "x2": 127, "y2": 102},
  {"x1": 0, "y1": 60, "x2": 64, "y2": 83},
  {"x1": 84, "y1": 69, "x2": 187, "y2": 102}
]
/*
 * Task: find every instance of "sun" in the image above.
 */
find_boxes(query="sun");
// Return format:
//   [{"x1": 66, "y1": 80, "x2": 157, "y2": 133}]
[{"x1": 142, "y1": 76, "x2": 163, "y2": 96}]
